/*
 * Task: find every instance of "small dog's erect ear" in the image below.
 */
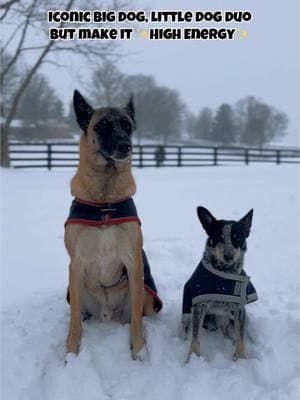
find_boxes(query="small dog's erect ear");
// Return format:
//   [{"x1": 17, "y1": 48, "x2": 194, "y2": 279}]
[
  {"x1": 239, "y1": 209, "x2": 254, "y2": 237},
  {"x1": 197, "y1": 206, "x2": 216, "y2": 234},
  {"x1": 124, "y1": 95, "x2": 135, "y2": 128},
  {"x1": 73, "y1": 90, "x2": 94, "y2": 133}
]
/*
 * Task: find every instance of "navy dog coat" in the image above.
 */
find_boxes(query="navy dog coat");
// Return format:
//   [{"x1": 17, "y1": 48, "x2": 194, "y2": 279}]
[
  {"x1": 65, "y1": 197, "x2": 163, "y2": 312},
  {"x1": 182, "y1": 260, "x2": 258, "y2": 318}
]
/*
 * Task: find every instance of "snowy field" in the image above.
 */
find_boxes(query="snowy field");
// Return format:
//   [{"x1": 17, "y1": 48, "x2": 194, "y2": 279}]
[{"x1": 1, "y1": 165, "x2": 300, "y2": 400}]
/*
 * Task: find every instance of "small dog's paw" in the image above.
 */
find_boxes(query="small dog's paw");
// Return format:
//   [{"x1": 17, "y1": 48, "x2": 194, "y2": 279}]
[
  {"x1": 233, "y1": 350, "x2": 247, "y2": 361},
  {"x1": 186, "y1": 340, "x2": 201, "y2": 363},
  {"x1": 186, "y1": 350, "x2": 201, "y2": 364},
  {"x1": 65, "y1": 352, "x2": 77, "y2": 365},
  {"x1": 190, "y1": 339, "x2": 201, "y2": 357}
]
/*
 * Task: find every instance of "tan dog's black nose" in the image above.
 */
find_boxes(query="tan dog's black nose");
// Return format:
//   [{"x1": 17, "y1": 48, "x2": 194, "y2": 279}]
[{"x1": 117, "y1": 142, "x2": 131, "y2": 155}]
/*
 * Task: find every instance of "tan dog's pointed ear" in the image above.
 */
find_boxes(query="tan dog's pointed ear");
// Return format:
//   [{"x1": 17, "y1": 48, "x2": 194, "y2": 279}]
[
  {"x1": 124, "y1": 95, "x2": 136, "y2": 129},
  {"x1": 73, "y1": 90, "x2": 94, "y2": 133}
]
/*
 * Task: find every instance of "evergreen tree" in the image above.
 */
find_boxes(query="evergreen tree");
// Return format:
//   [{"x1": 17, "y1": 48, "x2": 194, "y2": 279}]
[
  {"x1": 194, "y1": 107, "x2": 214, "y2": 140},
  {"x1": 211, "y1": 103, "x2": 236, "y2": 144},
  {"x1": 16, "y1": 73, "x2": 64, "y2": 126}
]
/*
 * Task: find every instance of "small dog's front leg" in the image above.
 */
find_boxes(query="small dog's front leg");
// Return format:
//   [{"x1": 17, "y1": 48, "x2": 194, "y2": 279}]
[
  {"x1": 66, "y1": 262, "x2": 83, "y2": 358},
  {"x1": 233, "y1": 308, "x2": 247, "y2": 360},
  {"x1": 187, "y1": 303, "x2": 207, "y2": 361},
  {"x1": 181, "y1": 314, "x2": 191, "y2": 340}
]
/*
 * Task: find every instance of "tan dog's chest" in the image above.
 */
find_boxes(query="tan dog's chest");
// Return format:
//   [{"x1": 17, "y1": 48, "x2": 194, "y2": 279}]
[{"x1": 65, "y1": 223, "x2": 139, "y2": 322}]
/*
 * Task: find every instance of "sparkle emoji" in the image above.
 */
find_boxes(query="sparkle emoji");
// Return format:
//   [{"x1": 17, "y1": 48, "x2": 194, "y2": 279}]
[
  {"x1": 236, "y1": 29, "x2": 249, "y2": 39},
  {"x1": 140, "y1": 30, "x2": 148, "y2": 38}
]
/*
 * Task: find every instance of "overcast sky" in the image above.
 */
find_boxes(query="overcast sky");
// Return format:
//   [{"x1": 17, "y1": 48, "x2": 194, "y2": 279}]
[{"x1": 41, "y1": 0, "x2": 299, "y2": 145}]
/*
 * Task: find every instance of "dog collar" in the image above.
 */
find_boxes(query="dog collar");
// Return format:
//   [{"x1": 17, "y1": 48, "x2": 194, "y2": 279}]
[{"x1": 65, "y1": 197, "x2": 141, "y2": 227}]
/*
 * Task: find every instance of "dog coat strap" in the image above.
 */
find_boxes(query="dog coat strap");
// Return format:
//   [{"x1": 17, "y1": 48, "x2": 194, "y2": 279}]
[
  {"x1": 182, "y1": 261, "x2": 258, "y2": 317},
  {"x1": 97, "y1": 267, "x2": 128, "y2": 289},
  {"x1": 142, "y1": 250, "x2": 163, "y2": 312},
  {"x1": 64, "y1": 197, "x2": 141, "y2": 227}
]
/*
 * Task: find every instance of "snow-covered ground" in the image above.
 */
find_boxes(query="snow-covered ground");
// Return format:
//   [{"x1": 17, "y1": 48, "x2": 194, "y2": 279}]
[{"x1": 1, "y1": 165, "x2": 300, "y2": 400}]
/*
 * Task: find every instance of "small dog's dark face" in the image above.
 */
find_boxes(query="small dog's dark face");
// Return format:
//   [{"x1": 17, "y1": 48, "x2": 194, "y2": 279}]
[
  {"x1": 197, "y1": 206, "x2": 253, "y2": 271},
  {"x1": 73, "y1": 90, "x2": 135, "y2": 162}
]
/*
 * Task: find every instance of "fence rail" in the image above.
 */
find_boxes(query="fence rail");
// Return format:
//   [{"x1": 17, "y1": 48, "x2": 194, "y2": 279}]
[{"x1": 8, "y1": 141, "x2": 300, "y2": 169}]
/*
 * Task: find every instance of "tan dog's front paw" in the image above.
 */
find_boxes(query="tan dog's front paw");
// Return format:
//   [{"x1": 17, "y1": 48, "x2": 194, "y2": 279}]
[
  {"x1": 65, "y1": 352, "x2": 77, "y2": 365},
  {"x1": 66, "y1": 324, "x2": 82, "y2": 355},
  {"x1": 131, "y1": 336, "x2": 146, "y2": 360}
]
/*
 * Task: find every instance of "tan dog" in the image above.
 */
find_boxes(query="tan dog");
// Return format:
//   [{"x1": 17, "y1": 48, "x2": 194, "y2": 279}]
[{"x1": 64, "y1": 90, "x2": 160, "y2": 361}]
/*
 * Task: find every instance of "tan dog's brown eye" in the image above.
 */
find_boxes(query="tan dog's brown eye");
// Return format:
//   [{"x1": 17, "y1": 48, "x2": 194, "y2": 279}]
[{"x1": 121, "y1": 118, "x2": 131, "y2": 133}]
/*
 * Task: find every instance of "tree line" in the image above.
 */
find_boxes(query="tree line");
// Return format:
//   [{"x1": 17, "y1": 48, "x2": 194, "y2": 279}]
[
  {"x1": 187, "y1": 100, "x2": 288, "y2": 147},
  {"x1": 3, "y1": 55, "x2": 288, "y2": 148},
  {"x1": 68, "y1": 60, "x2": 289, "y2": 147}
]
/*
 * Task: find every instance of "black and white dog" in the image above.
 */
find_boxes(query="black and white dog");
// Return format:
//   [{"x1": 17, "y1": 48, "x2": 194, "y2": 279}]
[{"x1": 182, "y1": 206, "x2": 258, "y2": 361}]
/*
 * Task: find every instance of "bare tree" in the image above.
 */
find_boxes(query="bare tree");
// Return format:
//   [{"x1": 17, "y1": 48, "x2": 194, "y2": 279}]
[
  {"x1": 0, "y1": 0, "x2": 21, "y2": 21},
  {"x1": 88, "y1": 60, "x2": 127, "y2": 107},
  {"x1": 1, "y1": 51, "x2": 20, "y2": 119},
  {"x1": 0, "y1": 0, "x2": 127, "y2": 166},
  {"x1": 0, "y1": 0, "x2": 21, "y2": 9},
  {"x1": 236, "y1": 96, "x2": 288, "y2": 146},
  {"x1": 123, "y1": 74, "x2": 185, "y2": 144},
  {"x1": 86, "y1": 67, "x2": 186, "y2": 144}
]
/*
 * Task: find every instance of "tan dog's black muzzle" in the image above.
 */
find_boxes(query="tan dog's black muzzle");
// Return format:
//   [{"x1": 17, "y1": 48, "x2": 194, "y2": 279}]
[{"x1": 116, "y1": 141, "x2": 132, "y2": 158}]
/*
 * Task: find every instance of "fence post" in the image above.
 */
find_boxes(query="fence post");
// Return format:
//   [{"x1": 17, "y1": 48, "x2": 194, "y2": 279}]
[
  {"x1": 47, "y1": 144, "x2": 52, "y2": 170},
  {"x1": 276, "y1": 150, "x2": 281, "y2": 165},
  {"x1": 245, "y1": 148, "x2": 249, "y2": 165},
  {"x1": 177, "y1": 146, "x2": 182, "y2": 167},
  {"x1": 213, "y1": 147, "x2": 218, "y2": 166},
  {"x1": 139, "y1": 145, "x2": 143, "y2": 168}
]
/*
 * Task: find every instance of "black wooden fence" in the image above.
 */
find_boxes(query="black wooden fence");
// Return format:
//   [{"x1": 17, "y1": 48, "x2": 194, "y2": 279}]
[{"x1": 8, "y1": 141, "x2": 300, "y2": 169}]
